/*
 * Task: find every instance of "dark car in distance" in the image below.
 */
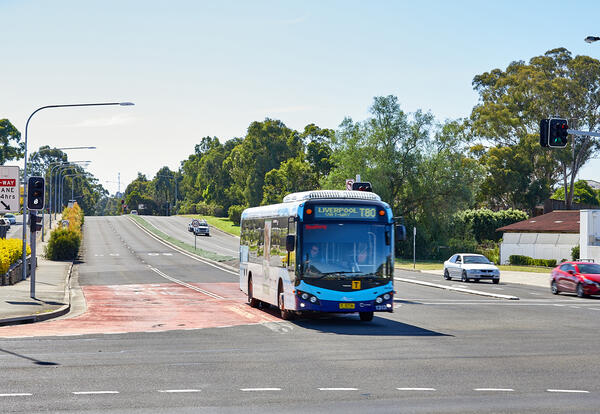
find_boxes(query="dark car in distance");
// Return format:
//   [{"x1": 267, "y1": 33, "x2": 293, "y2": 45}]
[{"x1": 551, "y1": 261, "x2": 600, "y2": 298}]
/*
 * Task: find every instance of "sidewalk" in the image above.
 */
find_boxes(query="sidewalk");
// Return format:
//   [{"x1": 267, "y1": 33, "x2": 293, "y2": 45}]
[{"x1": 0, "y1": 218, "x2": 73, "y2": 326}]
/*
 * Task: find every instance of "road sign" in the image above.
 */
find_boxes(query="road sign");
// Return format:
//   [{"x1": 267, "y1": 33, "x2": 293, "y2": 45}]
[
  {"x1": 0, "y1": 166, "x2": 20, "y2": 212},
  {"x1": 345, "y1": 179, "x2": 354, "y2": 191},
  {"x1": 191, "y1": 219, "x2": 200, "y2": 227}
]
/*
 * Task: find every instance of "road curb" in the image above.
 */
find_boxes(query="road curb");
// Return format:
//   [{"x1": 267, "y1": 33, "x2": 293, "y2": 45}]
[
  {"x1": 127, "y1": 216, "x2": 239, "y2": 275},
  {"x1": 394, "y1": 277, "x2": 520, "y2": 300},
  {"x1": 0, "y1": 261, "x2": 74, "y2": 327}
]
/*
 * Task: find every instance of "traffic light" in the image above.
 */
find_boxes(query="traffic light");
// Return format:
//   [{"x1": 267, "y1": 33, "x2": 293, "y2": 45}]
[
  {"x1": 352, "y1": 182, "x2": 373, "y2": 192},
  {"x1": 539, "y1": 119, "x2": 549, "y2": 147},
  {"x1": 29, "y1": 212, "x2": 42, "y2": 232},
  {"x1": 548, "y1": 118, "x2": 569, "y2": 148},
  {"x1": 27, "y1": 176, "x2": 45, "y2": 210}
]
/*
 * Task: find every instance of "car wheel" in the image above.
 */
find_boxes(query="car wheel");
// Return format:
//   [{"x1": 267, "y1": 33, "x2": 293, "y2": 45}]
[
  {"x1": 551, "y1": 280, "x2": 559, "y2": 295},
  {"x1": 359, "y1": 312, "x2": 374, "y2": 322},
  {"x1": 492, "y1": 278, "x2": 499, "y2": 285},
  {"x1": 461, "y1": 271, "x2": 468, "y2": 283},
  {"x1": 443, "y1": 269, "x2": 451, "y2": 280},
  {"x1": 576, "y1": 283, "x2": 587, "y2": 298},
  {"x1": 247, "y1": 277, "x2": 260, "y2": 308}
]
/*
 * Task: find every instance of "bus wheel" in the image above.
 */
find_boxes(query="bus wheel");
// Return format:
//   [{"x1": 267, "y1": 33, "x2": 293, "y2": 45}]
[
  {"x1": 359, "y1": 312, "x2": 374, "y2": 322},
  {"x1": 278, "y1": 285, "x2": 295, "y2": 320},
  {"x1": 248, "y1": 277, "x2": 259, "y2": 308}
]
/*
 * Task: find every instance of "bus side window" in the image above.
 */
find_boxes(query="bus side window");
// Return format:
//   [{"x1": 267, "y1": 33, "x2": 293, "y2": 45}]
[{"x1": 287, "y1": 216, "x2": 296, "y2": 269}]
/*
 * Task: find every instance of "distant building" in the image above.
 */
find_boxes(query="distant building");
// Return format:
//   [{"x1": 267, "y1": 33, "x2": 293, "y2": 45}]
[{"x1": 497, "y1": 211, "x2": 580, "y2": 264}]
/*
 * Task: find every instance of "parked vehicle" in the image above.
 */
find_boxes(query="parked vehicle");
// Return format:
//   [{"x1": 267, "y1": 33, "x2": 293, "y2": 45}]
[
  {"x1": 3, "y1": 213, "x2": 16, "y2": 225},
  {"x1": 130, "y1": 210, "x2": 138, "y2": 215},
  {"x1": 0, "y1": 217, "x2": 10, "y2": 228},
  {"x1": 443, "y1": 253, "x2": 500, "y2": 283},
  {"x1": 550, "y1": 261, "x2": 600, "y2": 297}
]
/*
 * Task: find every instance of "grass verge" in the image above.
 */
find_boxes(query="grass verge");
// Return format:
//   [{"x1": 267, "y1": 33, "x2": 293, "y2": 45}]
[
  {"x1": 181, "y1": 214, "x2": 240, "y2": 237},
  {"x1": 129, "y1": 215, "x2": 235, "y2": 262}
]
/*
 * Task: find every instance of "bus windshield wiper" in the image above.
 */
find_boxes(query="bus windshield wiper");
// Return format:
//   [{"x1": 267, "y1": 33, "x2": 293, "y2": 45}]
[{"x1": 311, "y1": 272, "x2": 356, "y2": 280}]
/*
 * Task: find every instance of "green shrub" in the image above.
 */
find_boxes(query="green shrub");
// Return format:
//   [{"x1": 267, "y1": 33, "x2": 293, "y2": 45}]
[
  {"x1": 227, "y1": 205, "x2": 245, "y2": 226},
  {"x1": 571, "y1": 244, "x2": 580, "y2": 261},
  {"x1": 46, "y1": 229, "x2": 81, "y2": 260},
  {"x1": 509, "y1": 254, "x2": 556, "y2": 267}
]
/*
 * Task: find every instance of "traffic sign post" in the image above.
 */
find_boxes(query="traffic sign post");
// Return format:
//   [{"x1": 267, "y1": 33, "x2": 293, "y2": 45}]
[{"x1": 0, "y1": 166, "x2": 20, "y2": 213}]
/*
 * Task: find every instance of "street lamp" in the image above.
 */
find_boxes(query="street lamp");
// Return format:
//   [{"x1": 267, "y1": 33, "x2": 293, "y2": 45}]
[
  {"x1": 585, "y1": 36, "x2": 600, "y2": 43},
  {"x1": 22, "y1": 101, "x2": 134, "y2": 296}
]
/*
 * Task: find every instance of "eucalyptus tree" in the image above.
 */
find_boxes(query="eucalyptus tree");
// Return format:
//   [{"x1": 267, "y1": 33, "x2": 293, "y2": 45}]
[{"x1": 0, "y1": 119, "x2": 24, "y2": 165}]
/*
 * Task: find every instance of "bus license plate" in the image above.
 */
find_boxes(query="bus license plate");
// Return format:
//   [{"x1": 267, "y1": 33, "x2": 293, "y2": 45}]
[{"x1": 339, "y1": 303, "x2": 355, "y2": 309}]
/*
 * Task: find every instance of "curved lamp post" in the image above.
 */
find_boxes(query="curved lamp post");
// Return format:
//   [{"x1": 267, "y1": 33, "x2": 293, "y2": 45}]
[{"x1": 22, "y1": 101, "x2": 134, "y2": 297}]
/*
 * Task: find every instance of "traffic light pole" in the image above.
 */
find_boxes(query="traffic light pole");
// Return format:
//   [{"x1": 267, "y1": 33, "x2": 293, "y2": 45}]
[
  {"x1": 567, "y1": 129, "x2": 600, "y2": 138},
  {"x1": 30, "y1": 213, "x2": 37, "y2": 298}
]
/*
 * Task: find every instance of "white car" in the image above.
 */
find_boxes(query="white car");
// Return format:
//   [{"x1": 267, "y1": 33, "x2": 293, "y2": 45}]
[{"x1": 443, "y1": 253, "x2": 500, "y2": 284}]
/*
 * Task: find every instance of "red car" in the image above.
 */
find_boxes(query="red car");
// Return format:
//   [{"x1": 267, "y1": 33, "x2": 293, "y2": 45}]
[{"x1": 551, "y1": 261, "x2": 600, "y2": 297}]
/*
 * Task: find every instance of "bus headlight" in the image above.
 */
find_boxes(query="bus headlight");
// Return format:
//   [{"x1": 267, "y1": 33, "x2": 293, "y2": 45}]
[
  {"x1": 375, "y1": 297, "x2": 383, "y2": 304},
  {"x1": 301, "y1": 293, "x2": 309, "y2": 300},
  {"x1": 310, "y1": 296, "x2": 317, "y2": 303},
  {"x1": 383, "y1": 293, "x2": 391, "y2": 300},
  {"x1": 297, "y1": 290, "x2": 320, "y2": 305}
]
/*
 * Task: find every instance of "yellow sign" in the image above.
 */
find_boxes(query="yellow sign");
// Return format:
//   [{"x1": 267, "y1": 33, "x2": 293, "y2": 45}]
[
  {"x1": 352, "y1": 280, "x2": 361, "y2": 289},
  {"x1": 339, "y1": 303, "x2": 355, "y2": 309}
]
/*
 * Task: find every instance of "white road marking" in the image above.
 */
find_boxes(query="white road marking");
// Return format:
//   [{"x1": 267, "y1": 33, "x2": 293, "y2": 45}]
[
  {"x1": 158, "y1": 389, "x2": 201, "y2": 393},
  {"x1": 148, "y1": 253, "x2": 159, "y2": 256},
  {"x1": 474, "y1": 388, "x2": 514, "y2": 392},
  {"x1": 0, "y1": 393, "x2": 32, "y2": 397},
  {"x1": 109, "y1": 253, "x2": 119, "y2": 256},
  {"x1": 240, "y1": 388, "x2": 282, "y2": 391},
  {"x1": 395, "y1": 277, "x2": 519, "y2": 300},
  {"x1": 150, "y1": 267, "x2": 224, "y2": 299},
  {"x1": 72, "y1": 391, "x2": 119, "y2": 395},
  {"x1": 529, "y1": 292, "x2": 541, "y2": 295},
  {"x1": 547, "y1": 389, "x2": 589, "y2": 393},
  {"x1": 396, "y1": 388, "x2": 436, "y2": 391},
  {"x1": 261, "y1": 321, "x2": 294, "y2": 333},
  {"x1": 318, "y1": 388, "x2": 359, "y2": 391}
]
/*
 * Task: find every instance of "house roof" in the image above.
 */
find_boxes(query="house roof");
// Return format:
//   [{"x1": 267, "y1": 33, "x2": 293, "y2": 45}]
[{"x1": 496, "y1": 210, "x2": 580, "y2": 233}]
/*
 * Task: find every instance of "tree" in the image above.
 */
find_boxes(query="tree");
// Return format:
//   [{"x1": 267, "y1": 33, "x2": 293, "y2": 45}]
[
  {"x1": 471, "y1": 48, "x2": 600, "y2": 210},
  {"x1": 0, "y1": 119, "x2": 24, "y2": 165},
  {"x1": 551, "y1": 180, "x2": 599, "y2": 206},
  {"x1": 226, "y1": 119, "x2": 302, "y2": 207},
  {"x1": 28, "y1": 146, "x2": 68, "y2": 176},
  {"x1": 302, "y1": 124, "x2": 335, "y2": 179},
  {"x1": 262, "y1": 156, "x2": 319, "y2": 204}
]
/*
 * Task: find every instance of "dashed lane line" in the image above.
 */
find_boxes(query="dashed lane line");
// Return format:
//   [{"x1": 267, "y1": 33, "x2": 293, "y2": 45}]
[
  {"x1": 240, "y1": 388, "x2": 282, "y2": 392},
  {"x1": 0, "y1": 393, "x2": 32, "y2": 397},
  {"x1": 474, "y1": 388, "x2": 514, "y2": 392},
  {"x1": 547, "y1": 389, "x2": 590, "y2": 393},
  {"x1": 72, "y1": 391, "x2": 119, "y2": 395}
]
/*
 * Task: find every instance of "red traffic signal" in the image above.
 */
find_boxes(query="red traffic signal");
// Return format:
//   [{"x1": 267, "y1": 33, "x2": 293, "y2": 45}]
[
  {"x1": 548, "y1": 118, "x2": 569, "y2": 148},
  {"x1": 352, "y1": 182, "x2": 373, "y2": 192}
]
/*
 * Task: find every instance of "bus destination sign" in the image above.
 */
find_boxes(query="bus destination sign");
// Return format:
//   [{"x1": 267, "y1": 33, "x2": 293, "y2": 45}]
[{"x1": 314, "y1": 205, "x2": 377, "y2": 220}]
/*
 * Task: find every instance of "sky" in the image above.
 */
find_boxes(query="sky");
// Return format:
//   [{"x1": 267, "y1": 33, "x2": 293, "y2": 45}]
[{"x1": 2, "y1": 0, "x2": 600, "y2": 196}]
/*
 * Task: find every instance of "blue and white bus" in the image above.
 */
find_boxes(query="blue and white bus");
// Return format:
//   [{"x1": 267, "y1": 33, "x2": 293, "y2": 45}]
[{"x1": 239, "y1": 190, "x2": 406, "y2": 321}]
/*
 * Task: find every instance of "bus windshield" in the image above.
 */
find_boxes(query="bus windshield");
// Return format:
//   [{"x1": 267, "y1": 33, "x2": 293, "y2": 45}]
[{"x1": 301, "y1": 222, "x2": 393, "y2": 279}]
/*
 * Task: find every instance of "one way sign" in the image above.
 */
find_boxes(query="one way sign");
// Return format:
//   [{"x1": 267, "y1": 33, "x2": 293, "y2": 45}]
[{"x1": 0, "y1": 166, "x2": 20, "y2": 213}]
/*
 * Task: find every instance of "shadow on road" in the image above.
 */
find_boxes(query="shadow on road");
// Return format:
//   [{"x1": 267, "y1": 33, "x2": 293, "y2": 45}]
[
  {"x1": 0, "y1": 347, "x2": 59, "y2": 366},
  {"x1": 293, "y1": 315, "x2": 450, "y2": 337}
]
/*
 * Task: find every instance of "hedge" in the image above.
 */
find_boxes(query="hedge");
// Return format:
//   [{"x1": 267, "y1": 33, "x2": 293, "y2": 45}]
[
  {"x1": 509, "y1": 255, "x2": 556, "y2": 267},
  {"x1": 46, "y1": 203, "x2": 84, "y2": 260},
  {"x1": 0, "y1": 238, "x2": 31, "y2": 274}
]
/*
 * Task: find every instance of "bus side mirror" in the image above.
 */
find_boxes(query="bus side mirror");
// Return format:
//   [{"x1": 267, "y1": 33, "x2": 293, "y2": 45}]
[
  {"x1": 395, "y1": 225, "x2": 407, "y2": 242},
  {"x1": 286, "y1": 235, "x2": 295, "y2": 252}
]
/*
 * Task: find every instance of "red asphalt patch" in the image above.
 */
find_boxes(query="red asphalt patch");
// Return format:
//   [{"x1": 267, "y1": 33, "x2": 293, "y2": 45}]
[{"x1": 0, "y1": 283, "x2": 279, "y2": 338}]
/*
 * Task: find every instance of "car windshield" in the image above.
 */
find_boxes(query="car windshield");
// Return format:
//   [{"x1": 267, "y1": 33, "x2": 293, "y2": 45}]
[
  {"x1": 577, "y1": 263, "x2": 600, "y2": 274},
  {"x1": 463, "y1": 255, "x2": 491, "y2": 264},
  {"x1": 301, "y1": 222, "x2": 393, "y2": 279}
]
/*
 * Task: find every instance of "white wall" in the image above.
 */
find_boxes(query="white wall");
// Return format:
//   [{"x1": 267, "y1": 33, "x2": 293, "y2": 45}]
[
  {"x1": 580, "y1": 210, "x2": 600, "y2": 263},
  {"x1": 500, "y1": 233, "x2": 579, "y2": 264}
]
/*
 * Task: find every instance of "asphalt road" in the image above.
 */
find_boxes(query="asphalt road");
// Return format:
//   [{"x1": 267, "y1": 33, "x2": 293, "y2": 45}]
[{"x1": 1, "y1": 216, "x2": 599, "y2": 413}]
